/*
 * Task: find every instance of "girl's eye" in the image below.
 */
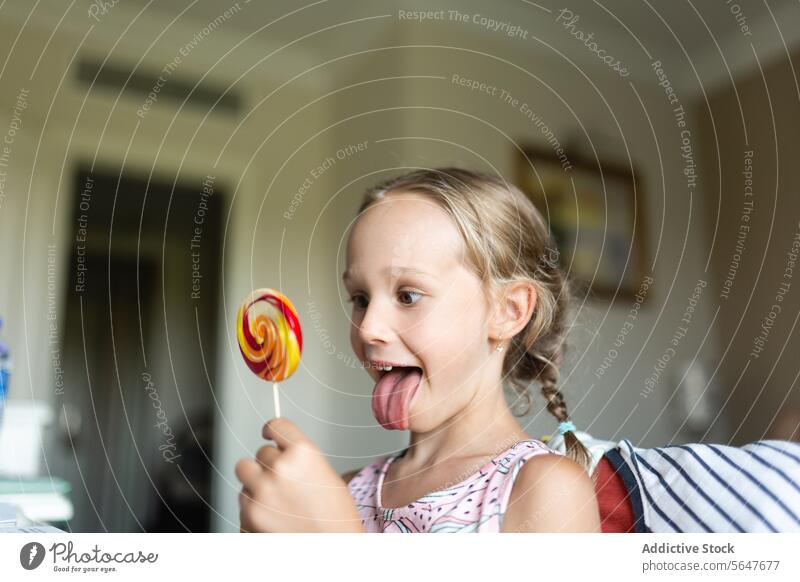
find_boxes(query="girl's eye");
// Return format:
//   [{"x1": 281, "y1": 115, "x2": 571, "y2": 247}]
[
  {"x1": 398, "y1": 290, "x2": 422, "y2": 306},
  {"x1": 347, "y1": 294, "x2": 369, "y2": 310},
  {"x1": 346, "y1": 290, "x2": 423, "y2": 310}
]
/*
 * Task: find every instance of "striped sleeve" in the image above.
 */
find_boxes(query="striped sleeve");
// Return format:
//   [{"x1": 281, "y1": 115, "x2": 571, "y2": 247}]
[{"x1": 616, "y1": 439, "x2": 800, "y2": 532}]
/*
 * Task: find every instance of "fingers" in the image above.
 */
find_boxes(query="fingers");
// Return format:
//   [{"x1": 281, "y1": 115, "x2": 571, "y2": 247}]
[
  {"x1": 239, "y1": 488, "x2": 254, "y2": 533},
  {"x1": 262, "y1": 417, "x2": 307, "y2": 450},
  {"x1": 235, "y1": 444, "x2": 282, "y2": 504},
  {"x1": 235, "y1": 457, "x2": 262, "y2": 492},
  {"x1": 255, "y1": 443, "x2": 280, "y2": 469}
]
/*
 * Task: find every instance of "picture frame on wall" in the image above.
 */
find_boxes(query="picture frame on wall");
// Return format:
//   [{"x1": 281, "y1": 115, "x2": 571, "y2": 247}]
[{"x1": 515, "y1": 145, "x2": 648, "y2": 302}]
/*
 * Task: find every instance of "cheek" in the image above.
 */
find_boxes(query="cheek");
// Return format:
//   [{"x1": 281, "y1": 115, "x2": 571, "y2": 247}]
[{"x1": 416, "y1": 303, "x2": 486, "y2": 379}]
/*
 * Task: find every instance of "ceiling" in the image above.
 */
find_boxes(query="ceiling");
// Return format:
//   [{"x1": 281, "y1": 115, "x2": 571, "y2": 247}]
[{"x1": 4, "y1": 0, "x2": 800, "y2": 95}]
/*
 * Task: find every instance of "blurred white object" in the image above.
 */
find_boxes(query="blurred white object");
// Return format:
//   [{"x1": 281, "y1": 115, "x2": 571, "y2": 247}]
[
  {"x1": 0, "y1": 501, "x2": 66, "y2": 531},
  {"x1": 0, "y1": 401, "x2": 53, "y2": 476},
  {"x1": 0, "y1": 501, "x2": 16, "y2": 525},
  {"x1": 0, "y1": 491, "x2": 72, "y2": 523},
  {"x1": 545, "y1": 430, "x2": 618, "y2": 476},
  {"x1": 671, "y1": 359, "x2": 716, "y2": 439}
]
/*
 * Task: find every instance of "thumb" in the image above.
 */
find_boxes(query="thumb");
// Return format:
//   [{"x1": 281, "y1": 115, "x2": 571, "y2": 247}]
[{"x1": 262, "y1": 417, "x2": 310, "y2": 450}]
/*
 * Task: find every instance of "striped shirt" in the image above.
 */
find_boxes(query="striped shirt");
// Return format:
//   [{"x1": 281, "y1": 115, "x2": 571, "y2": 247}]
[{"x1": 616, "y1": 438, "x2": 800, "y2": 532}]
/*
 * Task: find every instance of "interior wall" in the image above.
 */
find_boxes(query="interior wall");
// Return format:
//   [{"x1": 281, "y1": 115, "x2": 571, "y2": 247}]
[{"x1": 696, "y1": 46, "x2": 800, "y2": 445}]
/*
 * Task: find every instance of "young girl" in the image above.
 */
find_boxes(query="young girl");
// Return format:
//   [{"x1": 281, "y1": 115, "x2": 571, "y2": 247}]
[
  {"x1": 340, "y1": 167, "x2": 602, "y2": 533},
  {"x1": 236, "y1": 167, "x2": 601, "y2": 533},
  {"x1": 237, "y1": 168, "x2": 800, "y2": 533}
]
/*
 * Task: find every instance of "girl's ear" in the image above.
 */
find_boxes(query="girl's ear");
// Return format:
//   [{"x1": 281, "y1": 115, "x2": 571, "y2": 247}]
[{"x1": 489, "y1": 281, "x2": 537, "y2": 342}]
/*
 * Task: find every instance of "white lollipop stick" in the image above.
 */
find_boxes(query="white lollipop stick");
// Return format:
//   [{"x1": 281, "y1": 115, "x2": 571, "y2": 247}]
[{"x1": 273, "y1": 382, "x2": 281, "y2": 418}]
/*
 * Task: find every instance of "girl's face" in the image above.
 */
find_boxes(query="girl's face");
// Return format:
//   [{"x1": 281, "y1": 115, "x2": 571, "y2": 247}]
[{"x1": 343, "y1": 193, "x2": 498, "y2": 432}]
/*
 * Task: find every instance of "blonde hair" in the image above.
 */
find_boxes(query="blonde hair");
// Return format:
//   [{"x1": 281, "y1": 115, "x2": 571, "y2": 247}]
[{"x1": 356, "y1": 167, "x2": 591, "y2": 472}]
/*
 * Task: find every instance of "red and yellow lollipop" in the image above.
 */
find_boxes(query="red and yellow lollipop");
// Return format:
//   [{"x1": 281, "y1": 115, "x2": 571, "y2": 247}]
[{"x1": 236, "y1": 288, "x2": 303, "y2": 417}]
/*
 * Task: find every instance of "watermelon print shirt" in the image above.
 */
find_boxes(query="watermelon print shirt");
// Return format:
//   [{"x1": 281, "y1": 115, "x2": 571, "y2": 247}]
[{"x1": 347, "y1": 439, "x2": 561, "y2": 532}]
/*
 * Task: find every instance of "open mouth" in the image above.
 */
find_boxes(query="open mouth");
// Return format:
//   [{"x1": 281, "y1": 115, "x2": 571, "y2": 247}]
[
  {"x1": 371, "y1": 365, "x2": 424, "y2": 431},
  {"x1": 375, "y1": 364, "x2": 422, "y2": 378}
]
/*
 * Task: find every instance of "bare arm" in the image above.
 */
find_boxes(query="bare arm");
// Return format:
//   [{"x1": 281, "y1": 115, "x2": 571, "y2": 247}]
[
  {"x1": 501, "y1": 454, "x2": 601, "y2": 533},
  {"x1": 341, "y1": 469, "x2": 360, "y2": 485}
]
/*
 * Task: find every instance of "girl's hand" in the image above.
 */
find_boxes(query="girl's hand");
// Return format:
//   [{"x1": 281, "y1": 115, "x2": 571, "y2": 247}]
[{"x1": 235, "y1": 417, "x2": 364, "y2": 533}]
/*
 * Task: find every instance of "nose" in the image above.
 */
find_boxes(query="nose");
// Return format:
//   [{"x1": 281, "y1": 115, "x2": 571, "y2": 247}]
[{"x1": 357, "y1": 297, "x2": 393, "y2": 346}]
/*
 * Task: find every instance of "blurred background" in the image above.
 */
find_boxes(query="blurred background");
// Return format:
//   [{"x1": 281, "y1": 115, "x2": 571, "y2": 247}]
[{"x1": 0, "y1": 0, "x2": 798, "y2": 532}]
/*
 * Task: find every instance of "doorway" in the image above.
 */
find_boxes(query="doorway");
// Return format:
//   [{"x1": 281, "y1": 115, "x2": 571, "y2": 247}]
[{"x1": 51, "y1": 165, "x2": 224, "y2": 532}]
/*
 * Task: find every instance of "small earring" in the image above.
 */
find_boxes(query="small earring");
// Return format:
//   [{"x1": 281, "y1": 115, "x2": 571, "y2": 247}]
[{"x1": 496, "y1": 334, "x2": 504, "y2": 352}]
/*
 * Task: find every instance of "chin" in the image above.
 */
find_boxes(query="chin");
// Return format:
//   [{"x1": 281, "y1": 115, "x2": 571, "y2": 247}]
[{"x1": 404, "y1": 408, "x2": 441, "y2": 434}]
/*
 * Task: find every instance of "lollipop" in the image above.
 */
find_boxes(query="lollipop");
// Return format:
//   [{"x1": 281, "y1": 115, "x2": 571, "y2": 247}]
[{"x1": 236, "y1": 288, "x2": 303, "y2": 417}]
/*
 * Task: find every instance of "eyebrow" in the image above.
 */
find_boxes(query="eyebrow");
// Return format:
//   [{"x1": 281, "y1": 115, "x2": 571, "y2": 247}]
[{"x1": 341, "y1": 266, "x2": 437, "y2": 283}]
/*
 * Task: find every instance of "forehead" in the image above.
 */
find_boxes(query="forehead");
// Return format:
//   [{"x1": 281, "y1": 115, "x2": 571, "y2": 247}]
[{"x1": 345, "y1": 193, "x2": 465, "y2": 276}]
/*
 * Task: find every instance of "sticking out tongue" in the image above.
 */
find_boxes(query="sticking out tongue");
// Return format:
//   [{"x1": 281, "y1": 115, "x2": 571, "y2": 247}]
[{"x1": 372, "y1": 367, "x2": 422, "y2": 430}]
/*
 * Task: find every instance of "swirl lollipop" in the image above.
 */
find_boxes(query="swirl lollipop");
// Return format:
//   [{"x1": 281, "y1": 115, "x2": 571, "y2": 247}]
[{"x1": 236, "y1": 288, "x2": 303, "y2": 417}]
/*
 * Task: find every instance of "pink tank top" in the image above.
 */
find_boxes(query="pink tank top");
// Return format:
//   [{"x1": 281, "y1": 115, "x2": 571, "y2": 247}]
[{"x1": 347, "y1": 439, "x2": 561, "y2": 532}]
